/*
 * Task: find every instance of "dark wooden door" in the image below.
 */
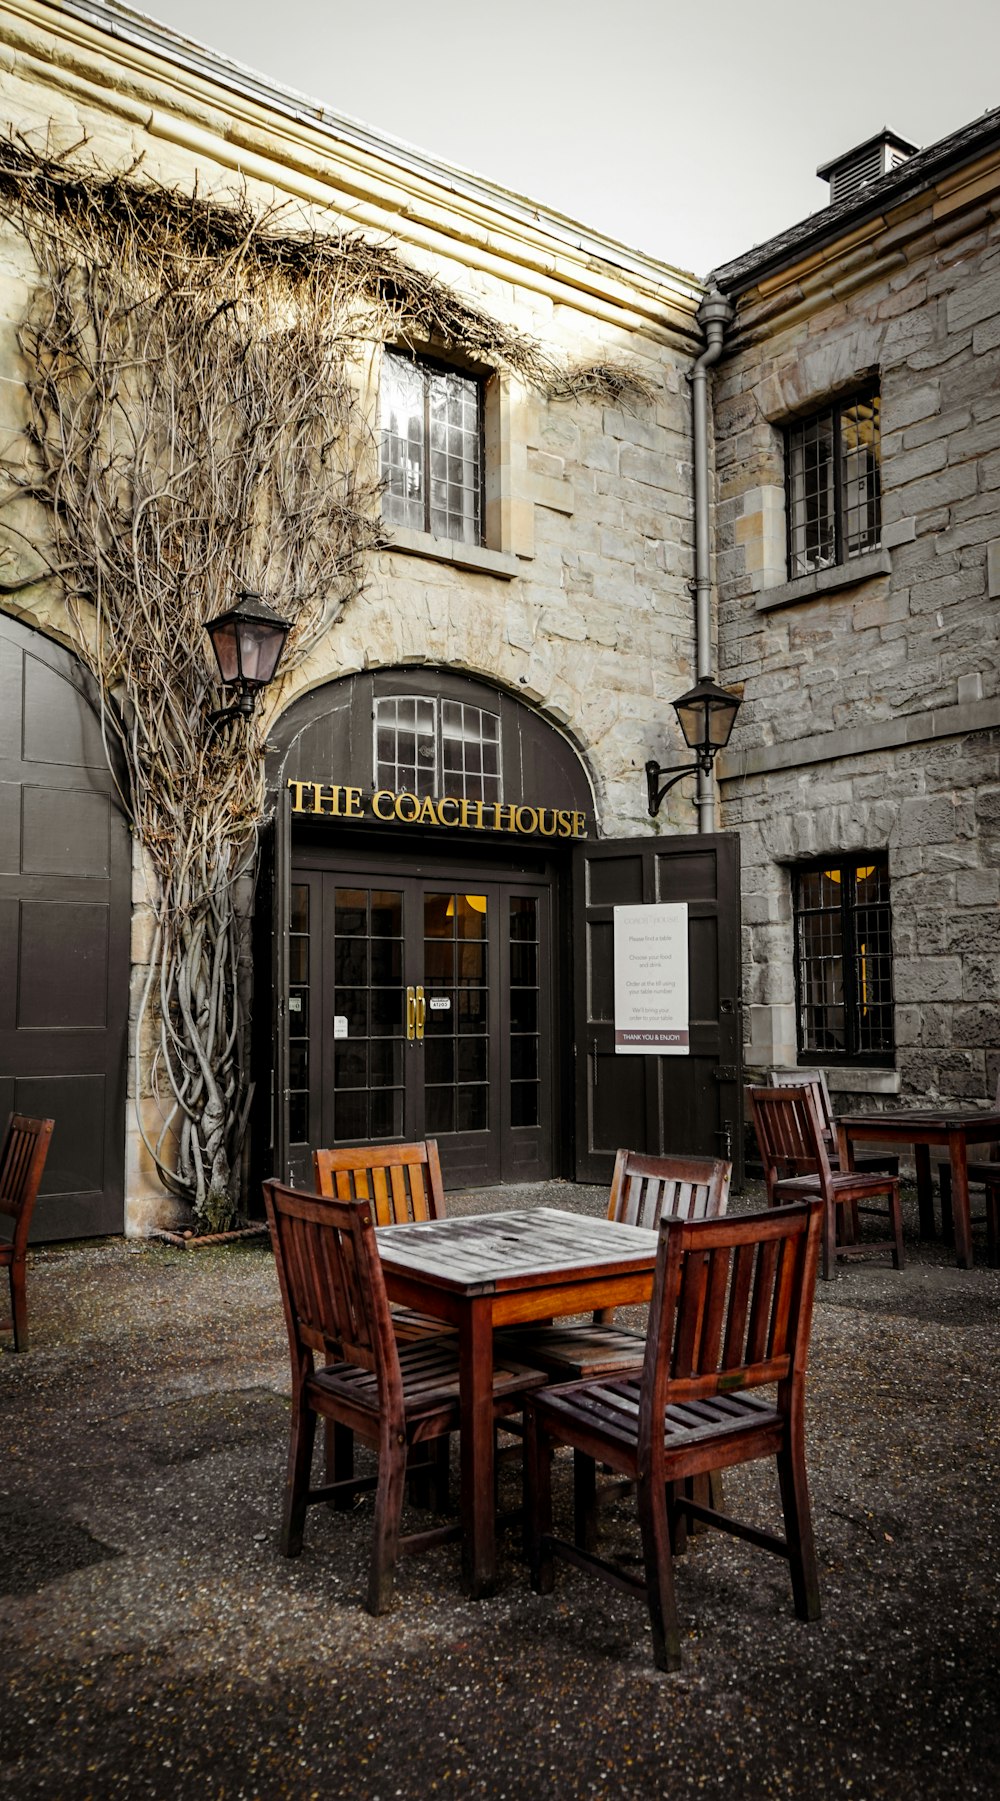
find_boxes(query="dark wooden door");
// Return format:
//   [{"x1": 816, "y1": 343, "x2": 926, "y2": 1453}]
[
  {"x1": 286, "y1": 860, "x2": 553, "y2": 1189},
  {"x1": 572, "y1": 833, "x2": 742, "y2": 1187},
  {"x1": 0, "y1": 615, "x2": 130, "y2": 1240}
]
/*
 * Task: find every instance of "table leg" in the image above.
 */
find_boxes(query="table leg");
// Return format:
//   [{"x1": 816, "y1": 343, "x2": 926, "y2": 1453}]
[
  {"x1": 459, "y1": 1296, "x2": 496, "y2": 1598},
  {"x1": 914, "y1": 1144, "x2": 935, "y2": 1241},
  {"x1": 948, "y1": 1132, "x2": 973, "y2": 1269}
]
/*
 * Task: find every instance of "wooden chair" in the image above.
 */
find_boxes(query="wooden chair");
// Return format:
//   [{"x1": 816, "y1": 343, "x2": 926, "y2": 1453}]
[
  {"x1": 313, "y1": 1141, "x2": 452, "y2": 1341},
  {"x1": 498, "y1": 1151, "x2": 731, "y2": 1381},
  {"x1": 0, "y1": 1115, "x2": 55, "y2": 1352},
  {"x1": 769, "y1": 1068, "x2": 899, "y2": 1180},
  {"x1": 937, "y1": 1074, "x2": 1000, "y2": 1265},
  {"x1": 749, "y1": 1085, "x2": 904, "y2": 1281},
  {"x1": 524, "y1": 1199, "x2": 824, "y2": 1672},
  {"x1": 263, "y1": 1179, "x2": 545, "y2": 1612}
]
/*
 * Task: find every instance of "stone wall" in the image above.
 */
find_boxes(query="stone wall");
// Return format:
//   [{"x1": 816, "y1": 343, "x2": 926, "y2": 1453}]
[{"x1": 713, "y1": 155, "x2": 1000, "y2": 1107}]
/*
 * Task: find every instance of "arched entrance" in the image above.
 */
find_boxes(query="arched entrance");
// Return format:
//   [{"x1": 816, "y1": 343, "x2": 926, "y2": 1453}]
[
  {"x1": 262, "y1": 667, "x2": 595, "y2": 1189},
  {"x1": 0, "y1": 614, "x2": 130, "y2": 1239}
]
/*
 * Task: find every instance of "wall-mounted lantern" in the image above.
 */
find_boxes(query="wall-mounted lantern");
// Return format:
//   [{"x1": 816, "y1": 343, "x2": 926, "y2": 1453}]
[
  {"x1": 646, "y1": 678, "x2": 742, "y2": 816},
  {"x1": 205, "y1": 592, "x2": 290, "y2": 729}
]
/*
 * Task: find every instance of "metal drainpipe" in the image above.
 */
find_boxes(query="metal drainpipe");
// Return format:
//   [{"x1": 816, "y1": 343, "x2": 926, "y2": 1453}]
[{"x1": 689, "y1": 286, "x2": 734, "y2": 833}]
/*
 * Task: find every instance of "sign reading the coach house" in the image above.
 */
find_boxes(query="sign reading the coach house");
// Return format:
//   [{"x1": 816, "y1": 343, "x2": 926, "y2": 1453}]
[
  {"x1": 613, "y1": 903, "x2": 690, "y2": 1053},
  {"x1": 287, "y1": 780, "x2": 589, "y2": 838}
]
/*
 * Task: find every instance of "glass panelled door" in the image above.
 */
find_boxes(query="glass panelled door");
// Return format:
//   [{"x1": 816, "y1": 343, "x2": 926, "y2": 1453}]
[
  {"x1": 423, "y1": 890, "x2": 491, "y2": 1144},
  {"x1": 287, "y1": 864, "x2": 552, "y2": 1188}
]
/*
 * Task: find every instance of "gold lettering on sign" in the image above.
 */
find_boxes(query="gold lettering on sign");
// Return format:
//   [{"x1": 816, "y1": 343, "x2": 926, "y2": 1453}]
[{"x1": 286, "y1": 779, "x2": 590, "y2": 837}]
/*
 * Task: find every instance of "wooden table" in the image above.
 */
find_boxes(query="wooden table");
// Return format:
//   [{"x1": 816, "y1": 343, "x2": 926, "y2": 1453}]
[
  {"x1": 377, "y1": 1206, "x2": 659, "y2": 1598},
  {"x1": 838, "y1": 1109, "x2": 1000, "y2": 1269}
]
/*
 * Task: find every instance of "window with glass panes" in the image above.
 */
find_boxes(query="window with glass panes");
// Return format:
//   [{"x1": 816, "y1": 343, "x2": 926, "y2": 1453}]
[
  {"x1": 792, "y1": 856, "x2": 894, "y2": 1062},
  {"x1": 380, "y1": 349, "x2": 483, "y2": 545},
  {"x1": 786, "y1": 390, "x2": 881, "y2": 577},
  {"x1": 374, "y1": 697, "x2": 501, "y2": 803}
]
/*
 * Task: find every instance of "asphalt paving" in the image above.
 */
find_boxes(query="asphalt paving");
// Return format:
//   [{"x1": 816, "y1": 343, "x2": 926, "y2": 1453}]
[{"x1": 2, "y1": 1179, "x2": 998, "y2": 1800}]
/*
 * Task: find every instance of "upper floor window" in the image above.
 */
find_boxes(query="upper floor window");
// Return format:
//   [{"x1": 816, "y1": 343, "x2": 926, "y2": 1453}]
[
  {"x1": 786, "y1": 390, "x2": 881, "y2": 578},
  {"x1": 380, "y1": 350, "x2": 483, "y2": 546},
  {"x1": 792, "y1": 855, "x2": 893, "y2": 1063},
  {"x1": 374, "y1": 696, "x2": 501, "y2": 802}
]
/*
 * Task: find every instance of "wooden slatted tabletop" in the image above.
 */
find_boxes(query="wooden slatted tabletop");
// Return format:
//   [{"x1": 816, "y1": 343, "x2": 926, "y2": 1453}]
[{"x1": 377, "y1": 1207, "x2": 659, "y2": 1294}]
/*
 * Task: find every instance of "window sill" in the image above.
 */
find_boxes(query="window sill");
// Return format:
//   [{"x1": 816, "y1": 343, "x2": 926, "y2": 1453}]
[
  {"x1": 382, "y1": 525, "x2": 520, "y2": 581},
  {"x1": 754, "y1": 549, "x2": 892, "y2": 613},
  {"x1": 819, "y1": 1067, "x2": 901, "y2": 1097}
]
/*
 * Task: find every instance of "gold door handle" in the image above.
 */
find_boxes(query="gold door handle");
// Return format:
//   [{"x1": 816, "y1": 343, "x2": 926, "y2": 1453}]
[
  {"x1": 406, "y1": 986, "x2": 416, "y2": 1042},
  {"x1": 415, "y1": 986, "x2": 426, "y2": 1041}
]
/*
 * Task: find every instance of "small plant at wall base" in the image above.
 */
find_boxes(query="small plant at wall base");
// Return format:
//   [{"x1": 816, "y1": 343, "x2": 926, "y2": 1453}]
[{"x1": 0, "y1": 137, "x2": 653, "y2": 1230}]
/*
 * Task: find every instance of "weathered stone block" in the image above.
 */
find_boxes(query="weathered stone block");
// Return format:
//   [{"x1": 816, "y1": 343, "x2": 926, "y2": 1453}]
[{"x1": 893, "y1": 957, "x2": 963, "y2": 1002}]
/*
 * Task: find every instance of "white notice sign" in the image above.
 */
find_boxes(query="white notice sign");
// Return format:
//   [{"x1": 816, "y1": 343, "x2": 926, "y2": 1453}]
[
  {"x1": 333, "y1": 1016, "x2": 348, "y2": 1040},
  {"x1": 613, "y1": 903, "x2": 689, "y2": 1054}
]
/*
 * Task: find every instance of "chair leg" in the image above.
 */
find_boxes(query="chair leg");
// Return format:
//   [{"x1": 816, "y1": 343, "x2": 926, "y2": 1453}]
[
  {"x1": 9, "y1": 1259, "x2": 28, "y2": 1352},
  {"x1": 776, "y1": 1438, "x2": 821, "y2": 1624},
  {"x1": 668, "y1": 1480, "x2": 687, "y2": 1556},
  {"x1": 939, "y1": 1164, "x2": 954, "y2": 1245},
  {"x1": 573, "y1": 1449, "x2": 598, "y2": 1554},
  {"x1": 327, "y1": 1421, "x2": 355, "y2": 1511},
  {"x1": 888, "y1": 1179, "x2": 905, "y2": 1271},
  {"x1": 280, "y1": 1397, "x2": 317, "y2": 1557},
  {"x1": 986, "y1": 1180, "x2": 1000, "y2": 1269},
  {"x1": 636, "y1": 1470, "x2": 682, "y2": 1673},
  {"x1": 524, "y1": 1406, "x2": 555, "y2": 1594},
  {"x1": 367, "y1": 1427, "x2": 408, "y2": 1615},
  {"x1": 822, "y1": 1200, "x2": 836, "y2": 1281}
]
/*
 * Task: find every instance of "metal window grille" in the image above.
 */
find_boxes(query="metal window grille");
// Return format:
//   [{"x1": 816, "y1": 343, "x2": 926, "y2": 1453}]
[
  {"x1": 792, "y1": 856, "x2": 894, "y2": 1062},
  {"x1": 374, "y1": 697, "x2": 501, "y2": 802},
  {"x1": 380, "y1": 350, "x2": 483, "y2": 546},
  {"x1": 786, "y1": 390, "x2": 881, "y2": 577}
]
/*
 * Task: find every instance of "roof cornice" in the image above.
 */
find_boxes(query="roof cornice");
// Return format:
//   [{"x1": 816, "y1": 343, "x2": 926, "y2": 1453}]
[{"x1": 29, "y1": 0, "x2": 702, "y2": 316}]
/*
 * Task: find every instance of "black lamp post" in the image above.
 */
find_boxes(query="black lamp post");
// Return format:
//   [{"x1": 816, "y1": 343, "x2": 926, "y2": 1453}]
[
  {"x1": 205, "y1": 592, "x2": 290, "y2": 729},
  {"x1": 646, "y1": 677, "x2": 742, "y2": 817}
]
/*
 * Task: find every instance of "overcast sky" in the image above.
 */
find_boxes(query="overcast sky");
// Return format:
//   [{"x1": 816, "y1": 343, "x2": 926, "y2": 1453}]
[{"x1": 140, "y1": 0, "x2": 999, "y2": 276}]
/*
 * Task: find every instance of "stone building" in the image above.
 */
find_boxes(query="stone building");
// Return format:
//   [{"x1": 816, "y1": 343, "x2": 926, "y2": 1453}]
[
  {"x1": 710, "y1": 118, "x2": 1000, "y2": 1126},
  {"x1": 0, "y1": 0, "x2": 996, "y2": 1240}
]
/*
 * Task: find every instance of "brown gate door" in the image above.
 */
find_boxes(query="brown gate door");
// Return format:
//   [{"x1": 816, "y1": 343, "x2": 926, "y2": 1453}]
[
  {"x1": 0, "y1": 615, "x2": 130, "y2": 1240},
  {"x1": 572, "y1": 833, "x2": 742, "y2": 1187},
  {"x1": 286, "y1": 862, "x2": 552, "y2": 1189}
]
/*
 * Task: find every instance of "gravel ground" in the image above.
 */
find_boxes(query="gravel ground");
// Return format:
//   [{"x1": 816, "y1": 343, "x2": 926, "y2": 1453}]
[{"x1": 1, "y1": 1180, "x2": 998, "y2": 1800}]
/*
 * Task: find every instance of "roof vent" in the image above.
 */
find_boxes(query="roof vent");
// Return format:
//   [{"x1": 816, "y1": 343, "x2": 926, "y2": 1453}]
[{"x1": 816, "y1": 129, "x2": 919, "y2": 205}]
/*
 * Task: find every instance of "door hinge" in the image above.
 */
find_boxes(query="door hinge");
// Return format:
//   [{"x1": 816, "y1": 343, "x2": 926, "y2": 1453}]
[{"x1": 713, "y1": 1064, "x2": 737, "y2": 1083}]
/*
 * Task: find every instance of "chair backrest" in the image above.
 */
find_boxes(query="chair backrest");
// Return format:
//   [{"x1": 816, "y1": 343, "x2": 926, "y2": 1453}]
[
  {"x1": 312, "y1": 1140, "x2": 446, "y2": 1226},
  {"x1": 263, "y1": 1179, "x2": 403, "y2": 1413},
  {"x1": 769, "y1": 1067, "x2": 835, "y2": 1136},
  {"x1": 749, "y1": 1085, "x2": 833, "y2": 1196},
  {"x1": 640, "y1": 1199, "x2": 823, "y2": 1453},
  {"x1": 608, "y1": 1150, "x2": 731, "y2": 1230},
  {"x1": 0, "y1": 1115, "x2": 55, "y2": 1254}
]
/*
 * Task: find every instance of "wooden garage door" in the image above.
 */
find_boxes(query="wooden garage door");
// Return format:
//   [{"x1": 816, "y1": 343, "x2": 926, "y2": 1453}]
[{"x1": 0, "y1": 615, "x2": 130, "y2": 1240}]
